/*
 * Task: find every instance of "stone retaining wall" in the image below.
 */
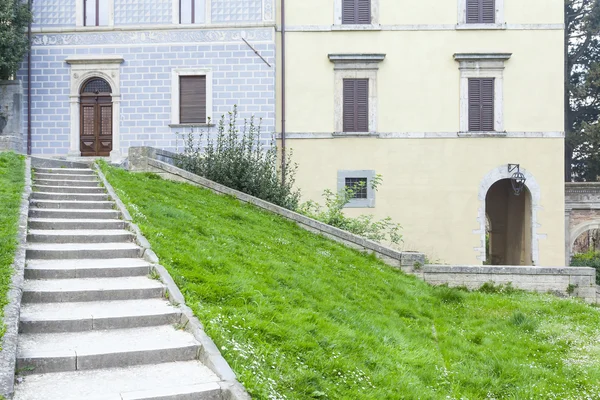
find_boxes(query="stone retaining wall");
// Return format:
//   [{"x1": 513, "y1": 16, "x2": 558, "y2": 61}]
[
  {"x1": 409, "y1": 265, "x2": 598, "y2": 303},
  {"x1": 127, "y1": 146, "x2": 425, "y2": 269},
  {"x1": 0, "y1": 81, "x2": 24, "y2": 153}
]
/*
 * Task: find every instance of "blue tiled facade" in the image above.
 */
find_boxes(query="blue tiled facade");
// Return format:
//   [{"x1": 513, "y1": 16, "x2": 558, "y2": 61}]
[{"x1": 20, "y1": 0, "x2": 276, "y2": 157}]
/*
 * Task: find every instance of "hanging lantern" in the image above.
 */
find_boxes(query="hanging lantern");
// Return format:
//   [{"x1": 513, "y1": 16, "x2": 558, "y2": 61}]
[{"x1": 508, "y1": 164, "x2": 526, "y2": 196}]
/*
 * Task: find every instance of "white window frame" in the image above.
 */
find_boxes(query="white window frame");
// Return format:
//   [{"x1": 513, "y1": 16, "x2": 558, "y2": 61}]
[
  {"x1": 333, "y1": 0, "x2": 380, "y2": 30},
  {"x1": 329, "y1": 54, "x2": 385, "y2": 135},
  {"x1": 170, "y1": 68, "x2": 213, "y2": 126},
  {"x1": 457, "y1": 0, "x2": 505, "y2": 29},
  {"x1": 454, "y1": 53, "x2": 511, "y2": 134},
  {"x1": 172, "y1": 0, "x2": 211, "y2": 25},
  {"x1": 76, "y1": 0, "x2": 115, "y2": 27},
  {"x1": 337, "y1": 170, "x2": 377, "y2": 208}
]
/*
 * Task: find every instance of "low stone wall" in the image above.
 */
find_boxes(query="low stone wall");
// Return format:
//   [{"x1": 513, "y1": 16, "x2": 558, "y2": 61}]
[
  {"x1": 127, "y1": 147, "x2": 425, "y2": 269},
  {"x1": 0, "y1": 81, "x2": 23, "y2": 153},
  {"x1": 413, "y1": 265, "x2": 598, "y2": 303}
]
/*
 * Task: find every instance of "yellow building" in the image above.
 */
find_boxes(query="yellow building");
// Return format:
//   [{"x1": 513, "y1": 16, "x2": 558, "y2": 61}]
[{"x1": 276, "y1": 0, "x2": 565, "y2": 266}]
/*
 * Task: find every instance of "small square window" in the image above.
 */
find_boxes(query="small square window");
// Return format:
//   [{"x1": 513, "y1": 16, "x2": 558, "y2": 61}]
[
  {"x1": 345, "y1": 177, "x2": 368, "y2": 199},
  {"x1": 338, "y1": 170, "x2": 376, "y2": 208}
]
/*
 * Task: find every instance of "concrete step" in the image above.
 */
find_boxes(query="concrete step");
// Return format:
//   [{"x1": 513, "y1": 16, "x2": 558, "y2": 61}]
[
  {"x1": 29, "y1": 199, "x2": 114, "y2": 210},
  {"x1": 35, "y1": 173, "x2": 98, "y2": 181},
  {"x1": 16, "y1": 326, "x2": 200, "y2": 374},
  {"x1": 13, "y1": 361, "x2": 221, "y2": 400},
  {"x1": 28, "y1": 218, "x2": 126, "y2": 230},
  {"x1": 34, "y1": 178, "x2": 100, "y2": 187},
  {"x1": 34, "y1": 167, "x2": 95, "y2": 176},
  {"x1": 22, "y1": 277, "x2": 164, "y2": 303},
  {"x1": 29, "y1": 208, "x2": 120, "y2": 220},
  {"x1": 33, "y1": 185, "x2": 106, "y2": 194},
  {"x1": 19, "y1": 299, "x2": 181, "y2": 333},
  {"x1": 25, "y1": 258, "x2": 151, "y2": 279},
  {"x1": 26, "y1": 242, "x2": 141, "y2": 260},
  {"x1": 31, "y1": 191, "x2": 109, "y2": 201},
  {"x1": 27, "y1": 229, "x2": 134, "y2": 244}
]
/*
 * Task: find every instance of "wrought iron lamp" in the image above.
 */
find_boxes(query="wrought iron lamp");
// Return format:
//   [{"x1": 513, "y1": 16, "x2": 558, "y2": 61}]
[{"x1": 508, "y1": 164, "x2": 526, "y2": 196}]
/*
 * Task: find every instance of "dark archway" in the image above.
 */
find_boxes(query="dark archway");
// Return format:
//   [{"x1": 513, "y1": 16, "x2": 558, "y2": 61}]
[
  {"x1": 485, "y1": 179, "x2": 533, "y2": 265},
  {"x1": 80, "y1": 77, "x2": 113, "y2": 156}
]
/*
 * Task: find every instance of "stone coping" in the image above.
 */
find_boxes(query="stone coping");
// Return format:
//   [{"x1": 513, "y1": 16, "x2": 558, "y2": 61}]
[
  {"x1": 0, "y1": 157, "x2": 32, "y2": 399},
  {"x1": 425, "y1": 265, "x2": 596, "y2": 276},
  {"x1": 128, "y1": 146, "x2": 425, "y2": 268}
]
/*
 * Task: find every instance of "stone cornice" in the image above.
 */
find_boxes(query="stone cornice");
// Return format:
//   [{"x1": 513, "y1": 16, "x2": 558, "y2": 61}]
[
  {"x1": 328, "y1": 54, "x2": 386, "y2": 64},
  {"x1": 65, "y1": 56, "x2": 125, "y2": 65},
  {"x1": 453, "y1": 53, "x2": 513, "y2": 62}
]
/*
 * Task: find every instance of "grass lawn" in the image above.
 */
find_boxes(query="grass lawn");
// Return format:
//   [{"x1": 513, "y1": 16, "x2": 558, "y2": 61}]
[
  {"x1": 101, "y1": 163, "x2": 600, "y2": 400},
  {"x1": 0, "y1": 152, "x2": 25, "y2": 345}
]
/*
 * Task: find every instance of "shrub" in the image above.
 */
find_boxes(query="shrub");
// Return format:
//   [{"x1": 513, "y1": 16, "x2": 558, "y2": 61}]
[
  {"x1": 571, "y1": 250, "x2": 600, "y2": 284},
  {"x1": 0, "y1": 0, "x2": 32, "y2": 79},
  {"x1": 298, "y1": 176, "x2": 403, "y2": 245},
  {"x1": 176, "y1": 106, "x2": 300, "y2": 210}
]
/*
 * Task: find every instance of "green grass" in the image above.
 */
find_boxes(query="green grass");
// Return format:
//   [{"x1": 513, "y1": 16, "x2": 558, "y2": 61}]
[
  {"x1": 100, "y1": 163, "x2": 600, "y2": 400},
  {"x1": 0, "y1": 152, "x2": 25, "y2": 345}
]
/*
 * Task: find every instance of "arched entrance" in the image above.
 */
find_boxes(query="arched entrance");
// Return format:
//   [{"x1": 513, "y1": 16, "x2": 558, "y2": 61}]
[
  {"x1": 79, "y1": 77, "x2": 113, "y2": 156},
  {"x1": 485, "y1": 179, "x2": 533, "y2": 265}
]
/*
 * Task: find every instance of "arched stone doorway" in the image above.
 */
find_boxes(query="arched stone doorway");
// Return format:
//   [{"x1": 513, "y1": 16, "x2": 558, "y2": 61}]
[
  {"x1": 79, "y1": 77, "x2": 113, "y2": 156},
  {"x1": 485, "y1": 179, "x2": 533, "y2": 265}
]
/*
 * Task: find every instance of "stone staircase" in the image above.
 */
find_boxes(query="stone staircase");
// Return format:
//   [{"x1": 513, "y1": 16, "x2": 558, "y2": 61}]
[{"x1": 14, "y1": 166, "x2": 224, "y2": 400}]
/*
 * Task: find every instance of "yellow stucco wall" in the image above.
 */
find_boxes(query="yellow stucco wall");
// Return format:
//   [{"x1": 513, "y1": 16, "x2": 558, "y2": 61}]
[
  {"x1": 275, "y1": 0, "x2": 565, "y2": 265},
  {"x1": 281, "y1": 0, "x2": 564, "y2": 26},
  {"x1": 286, "y1": 138, "x2": 565, "y2": 266}
]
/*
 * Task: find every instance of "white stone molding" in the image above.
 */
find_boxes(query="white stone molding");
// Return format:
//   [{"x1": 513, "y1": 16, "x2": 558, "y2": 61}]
[
  {"x1": 329, "y1": 54, "x2": 385, "y2": 135},
  {"x1": 454, "y1": 53, "x2": 511, "y2": 134},
  {"x1": 280, "y1": 23, "x2": 563, "y2": 32},
  {"x1": 457, "y1": 0, "x2": 504, "y2": 26},
  {"x1": 569, "y1": 221, "x2": 600, "y2": 256},
  {"x1": 475, "y1": 165, "x2": 542, "y2": 265},
  {"x1": 170, "y1": 68, "x2": 213, "y2": 125},
  {"x1": 333, "y1": 0, "x2": 380, "y2": 28},
  {"x1": 65, "y1": 56, "x2": 124, "y2": 160},
  {"x1": 76, "y1": 0, "x2": 115, "y2": 27}
]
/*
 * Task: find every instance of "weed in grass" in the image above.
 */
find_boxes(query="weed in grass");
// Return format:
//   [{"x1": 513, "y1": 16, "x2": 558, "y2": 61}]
[
  {"x1": 100, "y1": 162, "x2": 600, "y2": 400},
  {"x1": 148, "y1": 269, "x2": 161, "y2": 281}
]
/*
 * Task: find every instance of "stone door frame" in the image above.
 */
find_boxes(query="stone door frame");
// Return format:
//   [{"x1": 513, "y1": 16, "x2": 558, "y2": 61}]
[{"x1": 66, "y1": 56, "x2": 123, "y2": 160}]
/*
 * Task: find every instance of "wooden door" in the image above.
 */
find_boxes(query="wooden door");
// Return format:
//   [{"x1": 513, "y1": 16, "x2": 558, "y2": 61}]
[{"x1": 80, "y1": 95, "x2": 112, "y2": 156}]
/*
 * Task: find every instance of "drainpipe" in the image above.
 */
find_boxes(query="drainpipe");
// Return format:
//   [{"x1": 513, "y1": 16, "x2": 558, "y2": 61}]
[
  {"x1": 280, "y1": 0, "x2": 286, "y2": 185},
  {"x1": 27, "y1": 0, "x2": 32, "y2": 155}
]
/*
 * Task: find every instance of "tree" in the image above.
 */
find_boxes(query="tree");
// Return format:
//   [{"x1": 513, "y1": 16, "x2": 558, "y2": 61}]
[
  {"x1": 565, "y1": 0, "x2": 600, "y2": 181},
  {"x1": 0, "y1": 0, "x2": 31, "y2": 80}
]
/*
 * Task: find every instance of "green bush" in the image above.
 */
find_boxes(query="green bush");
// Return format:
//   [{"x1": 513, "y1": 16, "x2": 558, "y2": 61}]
[
  {"x1": 298, "y1": 176, "x2": 403, "y2": 245},
  {"x1": 571, "y1": 250, "x2": 600, "y2": 284},
  {"x1": 0, "y1": 0, "x2": 32, "y2": 79},
  {"x1": 176, "y1": 106, "x2": 300, "y2": 210}
]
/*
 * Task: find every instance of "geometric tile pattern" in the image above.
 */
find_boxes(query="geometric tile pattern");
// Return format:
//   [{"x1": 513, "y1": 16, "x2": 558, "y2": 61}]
[
  {"x1": 17, "y1": 36, "x2": 275, "y2": 156},
  {"x1": 211, "y1": 0, "x2": 262, "y2": 22},
  {"x1": 32, "y1": 0, "x2": 76, "y2": 27},
  {"x1": 114, "y1": 0, "x2": 172, "y2": 25}
]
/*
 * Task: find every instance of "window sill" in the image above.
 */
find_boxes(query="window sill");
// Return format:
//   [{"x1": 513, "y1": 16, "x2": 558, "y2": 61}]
[
  {"x1": 333, "y1": 132, "x2": 379, "y2": 137},
  {"x1": 332, "y1": 24, "x2": 382, "y2": 31},
  {"x1": 169, "y1": 123, "x2": 216, "y2": 128},
  {"x1": 458, "y1": 131, "x2": 507, "y2": 138},
  {"x1": 456, "y1": 23, "x2": 507, "y2": 30},
  {"x1": 343, "y1": 199, "x2": 375, "y2": 209}
]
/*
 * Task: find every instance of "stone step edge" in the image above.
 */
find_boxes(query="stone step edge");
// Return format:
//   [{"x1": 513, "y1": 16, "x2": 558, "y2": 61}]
[{"x1": 120, "y1": 382, "x2": 222, "y2": 400}]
